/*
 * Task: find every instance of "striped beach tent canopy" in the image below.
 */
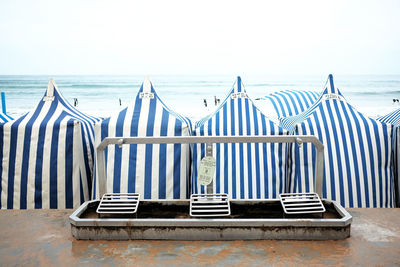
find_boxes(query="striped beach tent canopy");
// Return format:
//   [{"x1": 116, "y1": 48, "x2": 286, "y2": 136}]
[
  {"x1": 378, "y1": 108, "x2": 400, "y2": 127},
  {"x1": 192, "y1": 76, "x2": 288, "y2": 199},
  {"x1": 93, "y1": 77, "x2": 191, "y2": 200},
  {"x1": 263, "y1": 90, "x2": 320, "y2": 119},
  {"x1": 377, "y1": 109, "x2": 400, "y2": 207},
  {"x1": 0, "y1": 79, "x2": 100, "y2": 209},
  {"x1": 280, "y1": 74, "x2": 394, "y2": 208}
]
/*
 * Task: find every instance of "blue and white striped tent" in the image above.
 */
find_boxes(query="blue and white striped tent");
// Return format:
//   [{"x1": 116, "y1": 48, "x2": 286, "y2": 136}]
[
  {"x1": 0, "y1": 79, "x2": 100, "y2": 209},
  {"x1": 0, "y1": 93, "x2": 13, "y2": 123},
  {"x1": 377, "y1": 108, "x2": 400, "y2": 207},
  {"x1": 0, "y1": 111, "x2": 12, "y2": 123},
  {"x1": 93, "y1": 77, "x2": 191, "y2": 200},
  {"x1": 263, "y1": 90, "x2": 320, "y2": 119},
  {"x1": 192, "y1": 77, "x2": 288, "y2": 199},
  {"x1": 378, "y1": 108, "x2": 400, "y2": 127},
  {"x1": 281, "y1": 74, "x2": 395, "y2": 208}
]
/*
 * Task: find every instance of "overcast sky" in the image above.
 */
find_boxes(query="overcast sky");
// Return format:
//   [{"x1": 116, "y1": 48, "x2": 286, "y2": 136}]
[{"x1": 0, "y1": 0, "x2": 399, "y2": 75}]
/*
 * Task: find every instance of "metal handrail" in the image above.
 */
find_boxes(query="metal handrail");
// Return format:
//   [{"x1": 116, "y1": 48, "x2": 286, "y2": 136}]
[{"x1": 96, "y1": 135, "x2": 324, "y2": 198}]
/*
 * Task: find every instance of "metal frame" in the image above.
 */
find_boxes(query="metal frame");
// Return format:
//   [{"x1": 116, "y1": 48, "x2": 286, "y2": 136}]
[{"x1": 96, "y1": 135, "x2": 324, "y2": 198}]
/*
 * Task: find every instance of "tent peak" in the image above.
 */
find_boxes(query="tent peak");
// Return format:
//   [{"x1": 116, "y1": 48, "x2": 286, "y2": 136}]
[
  {"x1": 138, "y1": 76, "x2": 155, "y2": 100},
  {"x1": 47, "y1": 78, "x2": 56, "y2": 95},
  {"x1": 43, "y1": 78, "x2": 57, "y2": 101},
  {"x1": 233, "y1": 76, "x2": 245, "y2": 93},
  {"x1": 324, "y1": 74, "x2": 339, "y2": 95},
  {"x1": 142, "y1": 76, "x2": 152, "y2": 94}
]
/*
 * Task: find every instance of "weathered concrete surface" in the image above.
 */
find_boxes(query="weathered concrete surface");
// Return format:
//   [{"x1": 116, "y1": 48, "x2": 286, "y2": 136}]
[{"x1": 0, "y1": 209, "x2": 399, "y2": 266}]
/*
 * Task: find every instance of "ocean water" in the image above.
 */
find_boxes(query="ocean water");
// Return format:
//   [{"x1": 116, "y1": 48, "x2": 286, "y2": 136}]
[{"x1": 0, "y1": 75, "x2": 399, "y2": 122}]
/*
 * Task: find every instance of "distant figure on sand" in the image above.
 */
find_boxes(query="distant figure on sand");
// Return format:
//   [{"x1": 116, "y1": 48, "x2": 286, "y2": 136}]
[
  {"x1": 214, "y1": 96, "x2": 220, "y2": 106},
  {"x1": 203, "y1": 99, "x2": 207, "y2": 107}
]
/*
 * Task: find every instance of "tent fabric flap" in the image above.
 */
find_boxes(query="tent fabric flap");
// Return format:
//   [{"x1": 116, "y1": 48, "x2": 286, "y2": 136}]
[{"x1": 263, "y1": 90, "x2": 320, "y2": 119}]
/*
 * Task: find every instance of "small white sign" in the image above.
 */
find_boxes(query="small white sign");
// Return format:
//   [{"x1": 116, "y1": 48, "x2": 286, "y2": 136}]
[
  {"x1": 198, "y1": 156, "x2": 216, "y2": 186},
  {"x1": 231, "y1": 92, "x2": 248, "y2": 99},
  {"x1": 322, "y1": 94, "x2": 345, "y2": 101},
  {"x1": 139, "y1": 92, "x2": 155, "y2": 99}
]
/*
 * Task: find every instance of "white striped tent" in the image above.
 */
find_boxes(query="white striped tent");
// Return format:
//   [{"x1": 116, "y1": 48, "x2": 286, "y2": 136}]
[
  {"x1": 92, "y1": 77, "x2": 191, "y2": 200},
  {"x1": 280, "y1": 74, "x2": 395, "y2": 208},
  {"x1": 377, "y1": 109, "x2": 400, "y2": 207},
  {"x1": 192, "y1": 77, "x2": 288, "y2": 199},
  {"x1": 263, "y1": 90, "x2": 320, "y2": 119},
  {"x1": 0, "y1": 79, "x2": 100, "y2": 209}
]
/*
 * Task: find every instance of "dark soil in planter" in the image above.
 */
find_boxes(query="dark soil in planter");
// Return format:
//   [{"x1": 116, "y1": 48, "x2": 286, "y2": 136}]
[{"x1": 80, "y1": 200, "x2": 341, "y2": 219}]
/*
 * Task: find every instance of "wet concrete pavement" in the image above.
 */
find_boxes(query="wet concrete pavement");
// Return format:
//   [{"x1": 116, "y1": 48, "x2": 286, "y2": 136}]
[{"x1": 0, "y1": 208, "x2": 399, "y2": 266}]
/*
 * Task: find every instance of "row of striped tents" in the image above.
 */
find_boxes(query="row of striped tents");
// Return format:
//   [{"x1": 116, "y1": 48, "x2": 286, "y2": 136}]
[
  {"x1": 0, "y1": 92, "x2": 13, "y2": 123},
  {"x1": 191, "y1": 77, "x2": 288, "y2": 199},
  {"x1": 262, "y1": 90, "x2": 320, "y2": 119},
  {"x1": 377, "y1": 108, "x2": 400, "y2": 207},
  {"x1": 92, "y1": 77, "x2": 191, "y2": 200},
  {"x1": 0, "y1": 79, "x2": 100, "y2": 209},
  {"x1": 280, "y1": 74, "x2": 395, "y2": 208}
]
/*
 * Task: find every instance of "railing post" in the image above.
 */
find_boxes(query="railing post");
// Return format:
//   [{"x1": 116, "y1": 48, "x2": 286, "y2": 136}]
[
  {"x1": 97, "y1": 142, "x2": 107, "y2": 198},
  {"x1": 314, "y1": 143, "x2": 324, "y2": 197},
  {"x1": 206, "y1": 143, "x2": 213, "y2": 194}
]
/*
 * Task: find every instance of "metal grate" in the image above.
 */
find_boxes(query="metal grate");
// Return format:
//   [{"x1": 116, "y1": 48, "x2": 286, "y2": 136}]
[
  {"x1": 97, "y1": 193, "x2": 140, "y2": 214},
  {"x1": 190, "y1": 193, "x2": 231, "y2": 217},
  {"x1": 279, "y1": 193, "x2": 325, "y2": 214}
]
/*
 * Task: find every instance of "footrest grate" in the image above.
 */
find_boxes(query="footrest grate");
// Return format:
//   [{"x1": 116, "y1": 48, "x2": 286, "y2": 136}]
[
  {"x1": 97, "y1": 193, "x2": 140, "y2": 214},
  {"x1": 190, "y1": 193, "x2": 230, "y2": 217},
  {"x1": 279, "y1": 193, "x2": 325, "y2": 214}
]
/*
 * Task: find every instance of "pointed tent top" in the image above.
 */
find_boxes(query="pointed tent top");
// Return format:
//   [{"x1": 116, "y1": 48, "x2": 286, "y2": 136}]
[
  {"x1": 46, "y1": 78, "x2": 57, "y2": 97},
  {"x1": 42, "y1": 78, "x2": 59, "y2": 102},
  {"x1": 196, "y1": 76, "x2": 253, "y2": 127},
  {"x1": 319, "y1": 74, "x2": 345, "y2": 101},
  {"x1": 137, "y1": 76, "x2": 156, "y2": 101},
  {"x1": 233, "y1": 76, "x2": 244, "y2": 93},
  {"x1": 26, "y1": 78, "x2": 100, "y2": 123},
  {"x1": 323, "y1": 74, "x2": 341, "y2": 95},
  {"x1": 279, "y1": 74, "x2": 346, "y2": 131},
  {"x1": 142, "y1": 76, "x2": 152, "y2": 93}
]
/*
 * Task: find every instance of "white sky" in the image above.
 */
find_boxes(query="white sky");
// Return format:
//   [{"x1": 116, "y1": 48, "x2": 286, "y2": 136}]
[{"x1": 0, "y1": 0, "x2": 399, "y2": 75}]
